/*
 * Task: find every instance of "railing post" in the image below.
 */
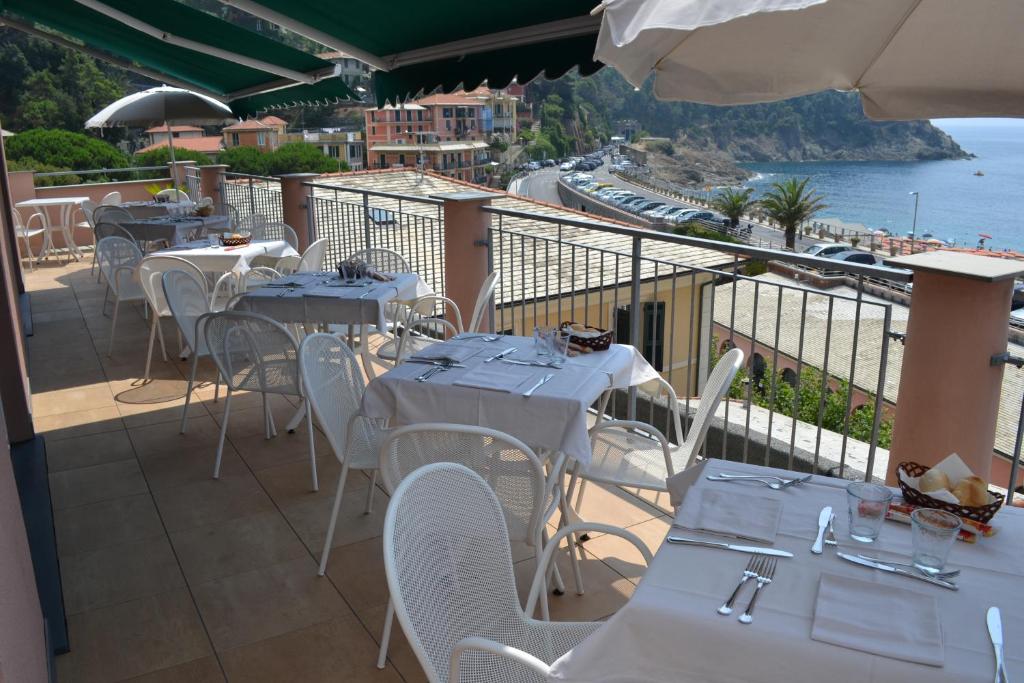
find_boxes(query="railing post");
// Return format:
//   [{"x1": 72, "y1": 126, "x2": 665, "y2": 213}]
[
  {"x1": 166, "y1": 160, "x2": 193, "y2": 188},
  {"x1": 430, "y1": 191, "x2": 501, "y2": 332},
  {"x1": 361, "y1": 191, "x2": 372, "y2": 250},
  {"x1": 628, "y1": 236, "x2": 642, "y2": 420},
  {"x1": 277, "y1": 173, "x2": 319, "y2": 253},
  {"x1": 199, "y1": 164, "x2": 228, "y2": 209},
  {"x1": 885, "y1": 252, "x2": 1024, "y2": 488}
]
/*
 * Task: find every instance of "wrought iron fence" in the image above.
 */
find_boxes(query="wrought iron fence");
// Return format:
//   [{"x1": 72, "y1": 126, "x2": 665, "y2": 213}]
[
  {"x1": 184, "y1": 166, "x2": 202, "y2": 201},
  {"x1": 220, "y1": 172, "x2": 283, "y2": 224}
]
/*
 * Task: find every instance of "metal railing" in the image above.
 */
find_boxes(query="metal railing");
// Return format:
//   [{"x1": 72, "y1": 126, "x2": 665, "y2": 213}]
[
  {"x1": 184, "y1": 166, "x2": 202, "y2": 201},
  {"x1": 220, "y1": 172, "x2": 283, "y2": 224}
]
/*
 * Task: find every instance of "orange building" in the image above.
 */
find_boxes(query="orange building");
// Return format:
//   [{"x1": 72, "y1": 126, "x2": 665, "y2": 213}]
[
  {"x1": 138, "y1": 124, "x2": 224, "y2": 156},
  {"x1": 221, "y1": 116, "x2": 288, "y2": 152}
]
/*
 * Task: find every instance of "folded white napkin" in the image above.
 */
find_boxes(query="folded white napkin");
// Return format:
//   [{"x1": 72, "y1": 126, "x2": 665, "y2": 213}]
[
  {"x1": 675, "y1": 488, "x2": 783, "y2": 543},
  {"x1": 409, "y1": 342, "x2": 480, "y2": 364},
  {"x1": 453, "y1": 366, "x2": 530, "y2": 392},
  {"x1": 812, "y1": 573, "x2": 944, "y2": 667}
]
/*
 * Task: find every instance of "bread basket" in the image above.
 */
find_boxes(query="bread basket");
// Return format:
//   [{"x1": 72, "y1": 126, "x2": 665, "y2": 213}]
[
  {"x1": 194, "y1": 204, "x2": 214, "y2": 217},
  {"x1": 559, "y1": 322, "x2": 613, "y2": 352},
  {"x1": 220, "y1": 232, "x2": 252, "y2": 247},
  {"x1": 897, "y1": 462, "x2": 1004, "y2": 523}
]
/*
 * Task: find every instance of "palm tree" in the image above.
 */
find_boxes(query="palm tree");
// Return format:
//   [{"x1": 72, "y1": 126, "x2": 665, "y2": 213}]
[
  {"x1": 759, "y1": 178, "x2": 828, "y2": 250},
  {"x1": 711, "y1": 187, "x2": 757, "y2": 231}
]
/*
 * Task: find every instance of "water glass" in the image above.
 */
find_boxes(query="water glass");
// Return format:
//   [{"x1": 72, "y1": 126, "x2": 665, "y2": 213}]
[
  {"x1": 846, "y1": 481, "x2": 893, "y2": 543},
  {"x1": 549, "y1": 329, "x2": 570, "y2": 358},
  {"x1": 533, "y1": 326, "x2": 555, "y2": 356},
  {"x1": 911, "y1": 508, "x2": 961, "y2": 572}
]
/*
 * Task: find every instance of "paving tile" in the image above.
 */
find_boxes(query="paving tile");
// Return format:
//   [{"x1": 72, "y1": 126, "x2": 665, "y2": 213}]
[
  {"x1": 34, "y1": 405, "x2": 124, "y2": 441},
  {"x1": 49, "y1": 459, "x2": 149, "y2": 510},
  {"x1": 323, "y1": 536, "x2": 390, "y2": 617},
  {"x1": 57, "y1": 588, "x2": 212, "y2": 683},
  {"x1": 128, "y1": 414, "x2": 224, "y2": 460},
  {"x1": 152, "y1": 472, "x2": 276, "y2": 533},
  {"x1": 32, "y1": 380, "x2": 116, "y2": 418},
  {"x1": 254, "y1": 455, "x2": 371, "y2": 509},
  {"x1": 60, "y1": 536, "x2": 185, "y2": 615},
  {"x1": 46, "y1": 429, "x2": 135, "y2": 472},
  {"x1": 139, "y1": 444, "x2": 248, "y2": 492},
  {"x1": 362, "y1": 602, "x2": 428, "y2": 683},
  {"x1": 578, "y1": 515, "x2": 670, "y2": 584},
  {"x1": 54, "y1": 494, "x2": 165, "y2": 557},
  {"x1": 553, "y1": 478, "x2": 664, "y2": 532},
  {"x1": 218, "y1": 615, "x2": 403, "y2": 683},
  {"x1": 118, "y1": 397, "x2": 210, "y2": 430},
  {"x1": 170, "y1": 511, "x2": 309, "y2": 585},
  {"x1": 279, "y1": 483, "x2": 388, "y2": 554},
  {"x1": 121, "y1": 656, "x2": 225, "y2": 683},
  {"x1": 191, "y1": 556, "x2": 352, "y2": 651}
]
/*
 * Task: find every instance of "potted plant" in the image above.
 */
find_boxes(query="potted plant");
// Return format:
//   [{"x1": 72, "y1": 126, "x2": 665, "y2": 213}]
[{"x1": 850, "y1": 236, "x2": 861, "y2": 248}]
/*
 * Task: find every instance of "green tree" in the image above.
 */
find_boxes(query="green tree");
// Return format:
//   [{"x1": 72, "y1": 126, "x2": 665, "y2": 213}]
[
  {"x1": 5, "y1": 128, "x2": 127, "y2": 170},
  {"x1": 711, "y1": 187, "x2": 757, "y2": 229},
  {"x1": 134, "y1": 147, "x2": 213, "y2": 168},
  {"x1": 218, "y1": 146, "x2": 270, "y2": 176},
  {"x1": 758, "y1": 177, "x2": 827, "y2": 249},
  {"x1": 265, "y1": 142, "x2": 336, "y2": 175}
]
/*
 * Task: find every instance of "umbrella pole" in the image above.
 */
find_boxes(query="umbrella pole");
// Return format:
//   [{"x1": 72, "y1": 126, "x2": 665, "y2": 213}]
[{"x1": 167, "y1": 122, "x2": 177, "y2": 185}]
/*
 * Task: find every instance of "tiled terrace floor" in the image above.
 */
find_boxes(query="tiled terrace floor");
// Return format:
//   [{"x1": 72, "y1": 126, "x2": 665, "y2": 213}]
[{"x1": 26, "y1": 260, "x2": 671, "y2": 683}]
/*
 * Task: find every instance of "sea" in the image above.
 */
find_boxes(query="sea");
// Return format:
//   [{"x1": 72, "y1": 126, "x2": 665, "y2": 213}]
[{"x1": 741, "y1": 118, "x2": 1024, "y2": 251}]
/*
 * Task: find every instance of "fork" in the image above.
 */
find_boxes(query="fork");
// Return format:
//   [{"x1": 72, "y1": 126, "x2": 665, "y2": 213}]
[
  {"x1": 706, "y1": 475, "x2": 786, "y2": 490},
  {"x1": 739, "y1": 557, "x2": 777, "y2": 624},
  {"x1": 713, "y1": 473, "x2": 812, "y2": 488},
  {"x1": 824, "y1": 513, "x2": 837, "y2": 547},
  {"x1": 718, "y1": 556, "x2": 764, "y2": 616},
  {"x1": 414, "y1": 359, "x2": 460, "y2": 382}
]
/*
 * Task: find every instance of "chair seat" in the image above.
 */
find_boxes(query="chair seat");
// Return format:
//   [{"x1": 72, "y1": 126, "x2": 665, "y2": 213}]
[
  {"x1": 347, "y1": 419, "x2": 388, "y2": 470},
  {"x1": 378, "y1": 333, "x2": 437, "y2": 361},
  {"x1": 17, "y1": 228, "x2": 45, "y2": 239},
  {"x1": 587, "y1": 426, "x2": 675, "y2": 491},
  {"x1": 462, "y1": 620, "x2": 600, "y2": 680}
]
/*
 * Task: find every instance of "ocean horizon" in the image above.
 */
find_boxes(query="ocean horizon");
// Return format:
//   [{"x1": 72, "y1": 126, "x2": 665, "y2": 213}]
[{"x1": 741, "y1": 118, "x2": 1024, "y2": 251}]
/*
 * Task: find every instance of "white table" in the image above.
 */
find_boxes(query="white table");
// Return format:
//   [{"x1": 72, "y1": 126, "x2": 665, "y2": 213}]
[
  {"x1": 548, "y1": 460, "x2": 1023, "y2": 683},
  {"x1": 16, "y1": 196, "x2": 90, "y2": 262},
  {"x1": 361, "y1": 337, "x2": 659, "y2": 465},
  {"x1": 120, "y1": 200, "x2": 194, "y2": 219},
  {"x1": 155, "y1": 239, "x2": 297, "y2": 275},
  {"x1": 121, "y1": 215, "x2": 231, "y2": 248}
]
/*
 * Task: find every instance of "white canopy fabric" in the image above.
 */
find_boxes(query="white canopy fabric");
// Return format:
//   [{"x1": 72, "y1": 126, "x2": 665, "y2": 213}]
[{"x1": 593, "y1": 0, "x2": 1024, "y2": 120}]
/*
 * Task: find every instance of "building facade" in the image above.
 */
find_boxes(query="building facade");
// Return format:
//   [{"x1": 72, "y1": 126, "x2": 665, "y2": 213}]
[
  {"x1": 280, "y1": 129, "x2": 366, "y2": 170},
  {"x1": 221, "y1": 116, "x2": 287, "y2": 152}
]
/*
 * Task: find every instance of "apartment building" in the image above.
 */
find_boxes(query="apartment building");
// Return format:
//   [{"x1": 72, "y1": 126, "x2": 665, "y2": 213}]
[
  {"x1": 221, "y1": 115, "x2": 288, "y2": 152},
  {"x1": 137, "y1": 124, "x2": 223, "y2": 155},
  {"x1": 281, "y1": 129, "x2": 366, "y2": 170}
]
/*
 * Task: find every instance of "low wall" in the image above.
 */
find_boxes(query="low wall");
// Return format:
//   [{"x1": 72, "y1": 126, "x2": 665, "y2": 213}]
[{"x1": 556, "y1": 178, "x2": 660, "y2": 228}]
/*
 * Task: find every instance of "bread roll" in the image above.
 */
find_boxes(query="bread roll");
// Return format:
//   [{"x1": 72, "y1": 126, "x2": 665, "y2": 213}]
[
  {"x1": 918, "y1": 468, "x2": 951, "y2": 493},
  {"x1": 952, "y1": 475, "x2": 989, "y2": 507}
]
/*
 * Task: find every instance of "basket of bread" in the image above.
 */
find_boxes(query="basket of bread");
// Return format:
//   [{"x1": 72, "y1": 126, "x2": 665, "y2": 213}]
[
  {"x1": 897, "y1": 454, "x2": 1004, "y2": 523},
  {"x1": 220, "y1": 232, "x2": 252, "y2": 247},
  {"x1": 559, "y1": 322, "x2": 613, "y2": 353}
]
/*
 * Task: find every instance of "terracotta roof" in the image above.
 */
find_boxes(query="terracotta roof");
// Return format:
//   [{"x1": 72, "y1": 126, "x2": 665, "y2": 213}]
[
  {"x1": 144, "y1": 124, "x2": 203, "y2": 134},
  {"x1": 414, "y1": 93, "x2": 482, "y2": 107},
  {"x1": 222, "y1": 119, "x2": 273, "y2": 131},
  {"x1": 259, "y1": 115, "x2": 288, "y2": 126},
  {"x1": 136, "y1": 136, "x2": 223, "y2": 154}
]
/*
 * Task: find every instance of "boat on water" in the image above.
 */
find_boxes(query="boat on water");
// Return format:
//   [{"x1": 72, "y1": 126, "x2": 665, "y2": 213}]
[{"x1": 975, "y1": 170, "x2": 985, "y2": 176}]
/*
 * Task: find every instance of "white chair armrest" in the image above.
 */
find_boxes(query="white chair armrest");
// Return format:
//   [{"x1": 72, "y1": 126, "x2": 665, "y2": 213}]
[
  {"x1": 590, "y1": 419, "x2": 675, "y2": 476},
  {"x1": 449, "y1": 636, "x2": 551, "y2": 682},
  {"x1": 524, "y1": 521, "x2": 653, "y2": 617},
  {"x1": 211, "y1": 272, "x2": 236, "y2": 309},
  {"x1": 25, "y1": 211, "x2": 46, "y2": 229},
  {"x1": 111, "y1": 265, "x2": 137, "y2": 295}
]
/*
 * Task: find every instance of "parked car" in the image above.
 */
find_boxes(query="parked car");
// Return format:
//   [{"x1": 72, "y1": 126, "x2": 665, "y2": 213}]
[
  {"x1": 541, "y1": 159, "x2": 556, "y2": 167},
  {"x1": 610, "y1": 194, "x2": 640, "y2": 206},
  {"x1": 826, "y1": 250, "x2": 878, "y2": 265},
  {"x1": 804, "y1": 243, "x2": 852, "y2": 258},
  {"x1": 630, "y1": 200, "x2": 665, "y2": 214},
  {"x1": 618, "y1": 197, "x2": 647, "y2": 210},
  {"x1": 675, "y1": 210, "x2": 715, "y2": 223},
  {"x1": 559, "y1": 161, "x2": 575, "y2": 172}
]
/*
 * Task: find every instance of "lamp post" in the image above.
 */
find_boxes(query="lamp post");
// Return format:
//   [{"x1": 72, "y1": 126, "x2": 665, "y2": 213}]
[{"x1": 909, "y1": 191, "x2": 920, "y2": 253}]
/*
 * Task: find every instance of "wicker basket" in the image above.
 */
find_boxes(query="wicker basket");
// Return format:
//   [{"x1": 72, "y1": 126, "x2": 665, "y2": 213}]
[
  {"x1": 897, "y1": 462, "x2": 1004, "y2": 523},
  {"x1": 194, "y1": 204, "x2": 214, "y2": 217},
  {"x1": 559, "y1": 322, "x2": 613, "y2": 352},
  {"x1": 220, "y1": 233, "x2": 252, "y2": 247}
]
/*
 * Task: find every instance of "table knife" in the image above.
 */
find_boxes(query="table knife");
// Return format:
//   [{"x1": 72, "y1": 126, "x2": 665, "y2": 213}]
[
  {"x1": 666, "y1": 536, "x2": 793, "y2": 557},
  {"x1": 811, "y1": 506, "x2": 832, "y2": 554},
  {"x1": 837, "y1": 552, "x2": 958, "y2": 590},
  {"x1": 523, "y1": 373, "x2": 554, "y2": 397},
  {"x1": 987, "y1": 606, "x2": 1008, "y2": 683},
  {"x1": 484, "y1": 347, "x2": 517, "y2": 363}
]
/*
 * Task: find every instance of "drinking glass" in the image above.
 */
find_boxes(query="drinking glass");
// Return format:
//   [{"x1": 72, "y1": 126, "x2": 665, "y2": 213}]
[
  {"x1": 549, "y1": 329, "x2": 570, "y2": 358},
  {"x1": 846, "y1": 481, "x2": 893, "y2": 543},
  {"x1": 207, "y1": 233, "x2": 219, "y2": 247},
  {"x1": 911, "y1": 508, "x2": 961, "y2": 572},
  {"x1": 534, "y1": 326, "x2": 554, "y2": 356}
]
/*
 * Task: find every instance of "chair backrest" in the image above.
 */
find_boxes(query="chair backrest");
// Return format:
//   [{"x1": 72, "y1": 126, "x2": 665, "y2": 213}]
[
  {"x1": 156, "y1": 188, "x2": 189, "y2": 202},
  {"x1": 10, "y1": 208, "x2": 24, "y2": 230},
  {"x1": 162, "y1": 269, "x2": 211, "y2": 355},
  {"x1": 298, "y1": 334, "x2": 376, "y2": 464},
  {"x1": 675, "y1": 347, "x2": 744, "y2": 470},
  {"x1": 349, "y1": 248, "x2": 411, "y2": 274},
  {"x1": 238, "y1": 214, "x2": 268, "y2": 235},
  {"x1": 379, "y1": 424, "x2": 546, "y2": 547},
  {"x1": 138, "y1": 256, "x2": 208, "y2": 317},
  {"x1": 222, "y1": 203, "x2": 240, "y2": 228},
  {"x1": 297, "y1": 238, "x2": 328, "y2": 272},
  {"x1": 396, "y1": 295, "x2": 464, "y2": 362},
  {"x1": 96, "y1": 236, "x2": 142, "y2": 291},
  {"x1": 200, "y1": 310, "x2": 300, "y2": 395},
  {"x1": 94, "y1": 221, "x2": 135, "y2": 243},
  {"x1": 93, "y1": 205, "x2": 133, "y2": 225},
  {"x1": 259, "y1": 221, "x2": 299, "y2": 249},
  {"x1": 274, "y1": 255, "x2": 302, "y2": 275},
  {"x1": 100, "y1": 191, "x2": 122, "y2": 205},
  {"x1": 80, "y1": 199, "x2": 98, "y2": 228},
  {"x1": 383, "y1": 462, "x2": 530, "y2": 683},
  {"x1": 468, "y1": 270, "x2": 500, "y2": 334}
]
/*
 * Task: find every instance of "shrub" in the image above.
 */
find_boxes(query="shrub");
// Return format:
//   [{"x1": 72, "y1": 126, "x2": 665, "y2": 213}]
[
  {"x1": 218, "y1": 146, "x2": 270, "y2": 176},
  {"x1": 6, "y1": 157, "x2": 81, "y2": 186},
  {"x1": 5, "y1": 128, "x2": 127, "y2": 171},
  {"x1": 674, "y1": 221, "x2": 741, "y2": 244},
  {"x1": 133, "y1": 147, "x2": 212, "y2": 168},
  {"x1": 265, "y1": 142, "x2": 336, "y2": 175}
]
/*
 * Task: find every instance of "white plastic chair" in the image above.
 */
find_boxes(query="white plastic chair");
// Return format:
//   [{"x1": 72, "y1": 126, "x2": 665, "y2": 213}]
[
  {"x1": 99, "y1": 191, "x2": 122, "y2": 206},
  {"x1": 199, "y1": 310, "x2": 317, "y2": 489},
  {"x1": 570, "y1": 348, "x2": 745, "y2": 508},
  {"x1": 296, "y1": 238, "x2": 328, "y2": 272},
  {"x1": 468, "y1": 270, "x2": 500, "y2": 334},
  {"x1": 374, "y1": 423, "x2": 571, "y2": 669},
  {"x1": 298, "y1": 334, "x2": 388, "y2": 574},
  {"x1": 384, "y1": 295, "x2": 464, "y2": 365},
  {"x1": 163, "y1": 269, "x2": 221, "y2": 430},
  {"x1": 383, "y1": 462, "x2": 652, "y2": 683},
  {"x1": 11, "y1": 209, "x2": 45, "y2": 271},
  {"x1": 96, "y1": 236, "x2": 145, "y2": 356},
  {"x1": 156, "y1": 188, "x2": 190, "y2": 202}
]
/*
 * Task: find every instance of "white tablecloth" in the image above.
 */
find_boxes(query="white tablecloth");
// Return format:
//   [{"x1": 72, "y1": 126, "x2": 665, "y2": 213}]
[
  {"x1": 361, "y1": 338, "x2": 659, "y2": 463},
  {"x1": 121, "y1": 215, "x2": 230, "y2": 246},
  {"x1": 155, "y1": 239, "x2": 296, "y2": 275},
  {"x1": 548, "y1": 460, "x2": 1024, "y2": 683},
  {"x1": 120, "y1": 200, "x2": 194, "y2": 219},
  {"x1": 237, "y1": 272, "x2": 431, "y2": 330}
]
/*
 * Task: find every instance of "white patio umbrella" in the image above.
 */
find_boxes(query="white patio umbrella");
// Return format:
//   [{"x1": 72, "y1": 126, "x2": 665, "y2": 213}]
[
  {"x1": 593, "y1": 0, "x2": 1024, "y2": 120},
  {"x1": 85, "y1": 86, "x2": 235, "y2": 164}
]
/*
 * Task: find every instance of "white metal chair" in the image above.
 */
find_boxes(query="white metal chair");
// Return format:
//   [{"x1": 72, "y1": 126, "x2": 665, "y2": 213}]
[
  {"x1": 383, "y1": 295, "x2": 464, "y2": 366},
  {"x1": 199, "y1": 310, "x2": 317, "y2": 489},
  {"x1": 296, "y1": 238, "x2": 329, "y2": 272},
  {"x1": 272, "y1": 255, "x2": 301, "y2": 275},
  {"x1": 156, "y1": 188, "x2": 190, "y2": 202},
  {"x1": 163, "y1": 269, "x2": 221, "y2": 430},
  {"x1": 349, "y1": 247, "x2": 411, "y2": 274},
  {"x1": 99, "y1": 191, "x2": 122, "y2": 206},
  {"x1": 237, "y1": 214, "x2": 267, "y2": 235},
  {"x1": 570, "y1": 348, "x2": 745, "y2": 508},
  {"x1": 92, "y1": 204, "x2": 134, "y2": 226},
  {"x1": 468, "y1": 270, "x2": 500, "y2": 334},
  {"x1": 253, "y1": 221, "x2": 300, "y2": 250},
  {"x1": 374, "y1": 423, "x2": 571, "y2": 669},
  {"x1": 222, "y1": 203, "x2": 240, "y2": 229},
  {"x1": 383, "y1": 462, "x2": 652, "y2": 683},
  {"x1": 11, "y1": 209, "x2": 45, "y2": 271},
  {"x1": 96, "y1": 236, "x2": 145, "y2": 356},
  {"x1": 298, "y1": 334, "x2": 388, "y2": 575}
]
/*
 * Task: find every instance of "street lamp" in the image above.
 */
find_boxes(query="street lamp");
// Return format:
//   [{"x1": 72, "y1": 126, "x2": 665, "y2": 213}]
[{"x1": 909, "y1": 191, "x2": 920, "y2": 251}]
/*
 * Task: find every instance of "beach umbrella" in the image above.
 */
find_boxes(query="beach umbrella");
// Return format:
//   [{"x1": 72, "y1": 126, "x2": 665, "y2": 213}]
[
  {"x1": 0, "y1": 128, "x2": 13, "y2": 138},
  {"x1": 593, "y1": 0, "x2": 1024, "y2": 120},
  {"x1": 979, "y1": 233, "x2": 994, "y2": 240},
  {"x1": 85, "y1": 86, "x2": 235, "y2": 165}
]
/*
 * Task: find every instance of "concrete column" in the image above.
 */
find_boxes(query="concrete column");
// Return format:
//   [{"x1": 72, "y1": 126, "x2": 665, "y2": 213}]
[
  {"x1": 7, "y1": 170, "x2": 36, "y2": 206},
  {"x1": 885, "y1": 252, "x2": 1024, "y2": 485},
  {"x1": 199, "y1": 164, "x2": 228, "y2": 207},
  {"x1": 430, "y1": 191, "x2": 500, "y2": 331},
  {"x1": 166, "y1": 160, "x2": 193, "y2": 188},
  {"x1": 278, "y1": 173, "x2": 320, "y2": 253}
]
